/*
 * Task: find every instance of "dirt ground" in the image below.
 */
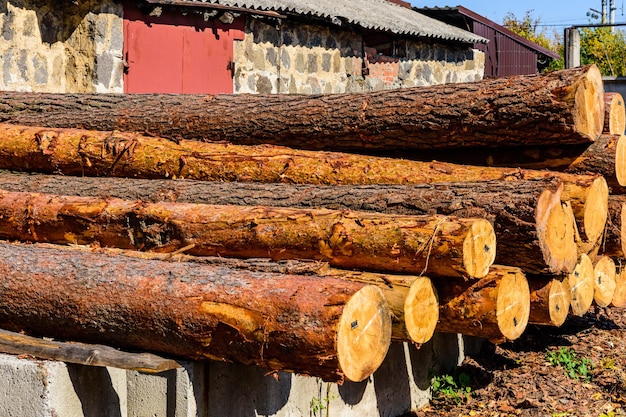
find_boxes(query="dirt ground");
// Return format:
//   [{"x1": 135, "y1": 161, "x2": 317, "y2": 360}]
[{"x1": 409, "y1": 306, "x2": 626, "y2": 417}]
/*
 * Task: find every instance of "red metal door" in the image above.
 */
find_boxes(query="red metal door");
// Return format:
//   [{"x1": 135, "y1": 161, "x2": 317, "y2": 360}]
[{"x1": 123, "y1": 3, "x2": 244, "y2": 94}]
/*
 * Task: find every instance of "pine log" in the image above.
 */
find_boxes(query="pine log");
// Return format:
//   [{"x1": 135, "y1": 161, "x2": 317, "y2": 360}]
[
  {"x1": 0, "y1": 123, "x2": 609, "y2": 188},
  {"x1": 0, "y1": 241, "x2": 392, "y2": 383},
  {"x1": 0, "y1": 190, "x2": 496, "y2": 278},
  {"x1": 593, "y1": 256, "x2": 617, "y2": 307},
  {"x1": 435, "y1": 265, "x2": 530, "y2": 343},
  {"x1": 29, "y1": 242, "x2": 439, "y2": 345},
  {"x1": 611, "y1": 265, "x2": 626, "y2": 308},
  {"x1": 0, "y1": 65, "x2": 604, "y2": 151},
  {"x1": 527, "y1": 276, "x2": 571, "y2": 327},
  {"x1": 565, "y1": 134, "x2": 626, "y2": 193},
  {"x1": 567, "y1": 254, "x2": 596, "y2": 316},
  {"x1": 602, "y1": 196, "x2": 626, "y2": 257},
  {"x1": 604, "y1": 92, "x2": 625, "y2": 135},
  {"x1": 0, "y1": 171, "x2": 580, "y2": 275},
  {"x1": 0, "y1": 328, "x2": 181, "y2": 373}
]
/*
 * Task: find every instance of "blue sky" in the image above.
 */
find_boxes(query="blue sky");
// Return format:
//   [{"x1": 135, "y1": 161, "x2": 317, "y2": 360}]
[{"x1": 412, "y1": 1, "x2": 625, "y2": 30}]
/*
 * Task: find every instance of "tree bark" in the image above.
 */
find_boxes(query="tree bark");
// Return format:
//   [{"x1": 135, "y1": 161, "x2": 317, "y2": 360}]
[
  {"x1": 0, "y1": 241, "x2": 392, "y2": 383},
  {"x1": 0, "y1": 123, "x2": 609, "y2": 187},
  {"x1": 527, "y1": 276, "x2": 570, "y2": 327},
  {"x1": 593, "y1": 256, "x2": 616, "y2": 308},
  {"x1": 567, "y1": 254, "x2": 596, "y2": 316},
  {"x1": 0, "y1": 66, "x2": 604, "y2": 151},
  {"x1": 565, "y1": 134, "x2": 626, "y2": 193},
  {"x1": 604, "y1": 92, "x2": 625, "y2": 135},
  {"x1": 0, "y1": 171, "x2": 581, "y2": 275},
  {"x1": 601, "y1": 195, "x2": 626, "y2": 258},
  {"x1": 0, "y1": 190, "x2": 496, "y2": 279},
  {"x1": 435, "y1": 265, "x2": 530, "y2": 343},
  {"x1": 0, "y1": 328, "x2": 181, "y2": 373}
]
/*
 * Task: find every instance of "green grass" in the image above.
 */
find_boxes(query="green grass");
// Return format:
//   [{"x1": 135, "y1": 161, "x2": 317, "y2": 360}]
[
  {"x1": 431, "y1": 371, "x2": 472, "y2": 405},
  {"x1": 546, "y1": 347, "x2": 594, "y2": 382}
]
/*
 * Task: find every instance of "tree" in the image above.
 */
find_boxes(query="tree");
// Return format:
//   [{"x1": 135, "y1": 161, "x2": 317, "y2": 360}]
[
  {"x1": 580, "y1": 27, "x2": 626, "y2": 76},
  {"x1": 502, "y1": 11, "x2": 564, "y2": 72}
]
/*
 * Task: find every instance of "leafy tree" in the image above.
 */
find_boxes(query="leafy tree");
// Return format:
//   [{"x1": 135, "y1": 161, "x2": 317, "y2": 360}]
[
  {"x1": 502, "y1": 11, "x2": 564, "y2": 71},
  {"x1": 580, "y1": 26, "x2": 626, "y2": 76}
]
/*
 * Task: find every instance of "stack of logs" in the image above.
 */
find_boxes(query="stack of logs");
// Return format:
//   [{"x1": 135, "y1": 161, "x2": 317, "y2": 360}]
[{"x1": 0, "y1": 64, "x2": 623, "y2": 383}]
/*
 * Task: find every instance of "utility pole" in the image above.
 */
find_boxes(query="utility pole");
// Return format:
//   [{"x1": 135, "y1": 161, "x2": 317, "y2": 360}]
[
  {"x1": 610, "y1": 0, "x2": 617, "y2": 30},
  {"x1": 603, "y1": 0, "x2": 608, "y2": 23}
]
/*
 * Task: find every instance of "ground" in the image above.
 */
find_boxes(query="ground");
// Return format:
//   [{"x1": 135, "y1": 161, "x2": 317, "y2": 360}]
[{"x1": 409, "y1": 305, "x2": 626, "y2": 417}]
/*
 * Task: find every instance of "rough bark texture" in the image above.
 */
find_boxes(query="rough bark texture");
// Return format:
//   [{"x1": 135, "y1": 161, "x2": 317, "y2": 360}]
[
  {"x1": 0, "y1": 171, "x2": 579, "y2": 275},
  {"x1": 527, "y1": 276, "x2": 570, "y2": 327},
  {"x1": 0, "y1": 124, "x2": 607, "y2": 186},
  {"x1": 435, "y1": 265, "x2": 530, "y2": 343},
  {"x1": 0, "y1": 190, "x2": 495, "y2": 278},
  {"x1": 0, "y1": 66, "x2": 604, "y2": 151},
  {"x1": 0, "y1": 328, "x2": 181, "y2": 373},
  {"x1": 565, "y1": 134, "x2": 626, "y2": 193},
  {"x1": 0, "y1": 242, "x2": 392, "y2": 383},
  {"x1": 604, "y1": 92, "x2": 625, "y2": 135},
  {"x1": 602, "y1": 196, "x2": 625, "y2": 258}
]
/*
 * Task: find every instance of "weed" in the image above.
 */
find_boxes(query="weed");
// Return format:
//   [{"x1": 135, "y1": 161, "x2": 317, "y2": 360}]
[
  {"x1": 431, "y1": 371, "x2": 472, "y2": 405},
  {"x1": 546, "y1": 347, "x2": 594, "y2": 382}
]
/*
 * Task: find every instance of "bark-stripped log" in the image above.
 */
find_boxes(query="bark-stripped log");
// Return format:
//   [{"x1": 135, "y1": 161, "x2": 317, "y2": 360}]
[
  {"x1": 611, "y1": 265, "x2": 626, "y2": 308},
  {"x1": 30, "y1": 242, "x2": 439, "y2": 345},
  {"x1": 0, "y1": 124, "x2": 608, "y2": 187},
  {"x1": 603, "y1": 196, "x2": 626, "y2": 257},
  {"x1": 0, "y1": 172, "x2": 579, "y2": 275},
  {"x1": 604, "y1": 92, "x2": 625, "y2": 135},
  {"x1": 593, "y1": 256, "x2": 617, "y2": 307},
  {"x1": 0, "y1": 190, "x2": 496, "y2": 278},
  {"x1": 435, "y1": 265, "x2": 530, "y2": 343},
  {"x1": 0, "y1": 242, "x2": 392, "y2": 383},
  {"x1": 0, "y1": 65, "x2": 604, "y2": 151},
  {"x1": 0, "y1": 328, "x2": 181, "y2": 373},
  {"x1": 567, "y1": 254, "x2": 596, "y2": 316},
  {"x1": 528, "y1": 276, "x2": 571, "y2": 327}
]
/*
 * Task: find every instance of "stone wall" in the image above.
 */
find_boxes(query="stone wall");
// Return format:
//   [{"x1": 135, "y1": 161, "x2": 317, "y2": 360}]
[
  {"x1": 233, "y1": 18, "x2": 485, "y2": 94},
  {"x1": 0, "y1": 0, "x2": 123, "y2": 93}
]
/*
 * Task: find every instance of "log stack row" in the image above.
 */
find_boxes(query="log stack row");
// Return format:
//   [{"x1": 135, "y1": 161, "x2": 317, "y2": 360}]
[{"x1": 0, "y1": 64, "x2": 622, "y2": 383}]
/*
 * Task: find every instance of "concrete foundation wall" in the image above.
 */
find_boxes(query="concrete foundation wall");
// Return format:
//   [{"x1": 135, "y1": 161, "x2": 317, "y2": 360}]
[
  {"x1": 0, "y1": 336, "x2": 483, "y2": 417},
  {"x1": 233, "y1": 18, "x2": 485, "y2": 94}
]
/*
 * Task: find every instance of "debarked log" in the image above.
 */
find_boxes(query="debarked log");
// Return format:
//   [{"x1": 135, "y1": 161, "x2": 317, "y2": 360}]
[
  {"x1": 0, "y1": 124, "x2": 608, "y2": 186},
  {"x1": 30, "y1": 242, "x2": 440, "y2": 345},
  {"x1": 0, "y1": 65, "x2": 604, "y2": 151},
  {"x1": 435, "y1": 265, "x2": 530, "y2": 343},
  {"x1": 0, "y1": 172, "x2": 579, "y2": 275},
  {"x1": 0, "y1": 242, "x2": 392, "y2": 383},
  {"x1": 0, "y1": 190, "x2": 496, "y2": 278}
]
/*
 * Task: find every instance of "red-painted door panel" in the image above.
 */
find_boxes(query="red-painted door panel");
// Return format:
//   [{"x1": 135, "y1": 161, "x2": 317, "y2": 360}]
[{"x1": 123, "y1": 3, "x2": 244, "y2": 94}]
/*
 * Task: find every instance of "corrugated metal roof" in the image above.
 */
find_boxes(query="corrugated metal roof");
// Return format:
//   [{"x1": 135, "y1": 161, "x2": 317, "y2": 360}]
[
  {"x1": 148, "y1": 0, "x2": 487, "y2": 43},
  {"x1": 419, "y1": 6, "x2": 559, "y2": 59}
]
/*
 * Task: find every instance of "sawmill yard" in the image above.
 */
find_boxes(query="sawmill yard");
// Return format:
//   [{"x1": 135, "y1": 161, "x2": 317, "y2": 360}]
[{"x1": 0, "y1": 64, "x2": 624, "y2": 415}]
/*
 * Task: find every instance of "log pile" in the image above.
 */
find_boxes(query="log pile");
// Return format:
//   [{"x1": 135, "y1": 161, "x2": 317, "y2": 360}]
[{"x1": 0, "y1": 64, "x2": 623, "y2": 383}]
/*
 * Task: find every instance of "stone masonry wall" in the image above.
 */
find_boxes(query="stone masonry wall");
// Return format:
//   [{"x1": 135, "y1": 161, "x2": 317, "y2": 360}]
[
  {"x1": 233, "y1": 18, "x2": 485, "y2": 94},
  {"x1": 0, "y1": 0, "x2": 123, "y2": 93}
]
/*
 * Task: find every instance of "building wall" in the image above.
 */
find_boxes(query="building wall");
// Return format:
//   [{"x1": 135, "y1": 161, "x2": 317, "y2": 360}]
[
  {"x1": 0, "y1": 0, "x2": 123, "y2": 93},
  {"x1": 233, "y1": 18, "x2": 485, "y2": 94}
]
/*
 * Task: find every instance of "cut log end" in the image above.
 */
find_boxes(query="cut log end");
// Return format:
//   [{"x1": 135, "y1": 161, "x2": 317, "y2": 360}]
[
  {"x1": 568, "y1": 254, "x2": 595, "y2": 316},
  {"x1": 583, "y1": 177, "x2": 609, "y2": 244},
  {"x1": 574, "y1": 64, "x2": 605, "y2": 141},
  {"x1": 536, "y1": 186, "x2": 578, "y2": 274},
  {"x1": 495, "y1": 269, "x2": 530, "y2": 341},
  {"x1": 462, "y1": 219, "x2": 497, "y2": 279},
  {"x1": 336, "y1": 285, "x2": 392, "y2": 383},
  {"x1": 611, "y1": 267, "x2": 626, "y2": 308},
  {"x1": 604, "y1": 92, "x2": 625, "y2": 135},
  {"x1": 528, "y1": 277, "x2": 571, "y2": 327},
  {"x1": 616, "y1": 135, "x2": 626, "y2": 187},
  {"x1": 622, "y1": 203, "x2": 626, "y2": 257},
  {"x1": 593, "y1": 256, "x2": 617, "y2": 307},
  {"x1": 548, "y1": 279, "x2": 572, "y2": 327},
  {"x1": 403, "y1": 276, "x2": 439, "y2": 345}
]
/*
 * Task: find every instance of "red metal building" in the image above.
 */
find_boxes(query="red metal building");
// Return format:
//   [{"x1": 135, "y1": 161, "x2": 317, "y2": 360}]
[{"x1": 418, "y1": 6, "x2": 560, "y2": 77}]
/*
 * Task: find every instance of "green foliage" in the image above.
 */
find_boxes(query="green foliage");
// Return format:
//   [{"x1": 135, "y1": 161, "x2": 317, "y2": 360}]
[
  {"x1": 546, "y1": 347, "x2": 594, "y2": 382},
  {"x1": 431, "y1": 372, "x2": 472, "y2": 405},
  {"x1": 310, "y1": 383, "x2": 335, "y2": 417},
  {"x1": 580, "y1": 27, "x2": 626, "y2": 76}
]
